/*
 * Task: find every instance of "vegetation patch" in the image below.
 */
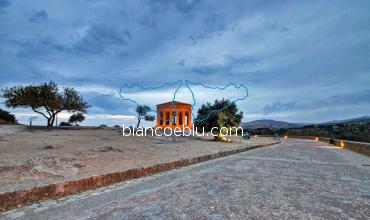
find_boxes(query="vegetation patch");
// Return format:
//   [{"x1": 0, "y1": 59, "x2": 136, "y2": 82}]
[{"x1": 0, "y1": 109, "x2": 16, "y2": 124}]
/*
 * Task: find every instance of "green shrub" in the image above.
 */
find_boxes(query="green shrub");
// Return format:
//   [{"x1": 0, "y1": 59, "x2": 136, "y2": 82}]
[
  {"x1": 0, "y1": 109, "x2": 16, "y2": 123},
  {"x1": 59, "y1": 121, "x2": 72, "y2": 126},
  {"x1": 68, "y1": 112, "x2": 85, "y2": 125}
]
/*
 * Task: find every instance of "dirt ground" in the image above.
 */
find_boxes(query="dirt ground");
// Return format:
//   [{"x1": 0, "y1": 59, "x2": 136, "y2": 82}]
[{"x1": 0, "y1": 125, "x2": 277, "y2": 193}]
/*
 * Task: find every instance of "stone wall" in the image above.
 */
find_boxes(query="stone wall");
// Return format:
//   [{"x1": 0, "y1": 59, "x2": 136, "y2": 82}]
[{"x1": 288, "y1": 136, "x2": 370, "y2": 157}]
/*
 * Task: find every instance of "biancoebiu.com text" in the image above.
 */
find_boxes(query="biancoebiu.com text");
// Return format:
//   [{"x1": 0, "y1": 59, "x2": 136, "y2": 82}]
[{"x1": 122, "y1": 124, "x2": 244, "y2": 137}]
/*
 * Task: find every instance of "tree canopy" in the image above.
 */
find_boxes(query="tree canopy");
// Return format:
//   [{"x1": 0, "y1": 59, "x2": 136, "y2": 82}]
[
  {"x1": 1, "y1": 81, "x2": 89, "y2": 127},
  {"x1": 194, "y1": 99, "x2": 243, "y2": 140},
  {"x1": 68, "y1": 112, "x2": 86, "y2": 125}
]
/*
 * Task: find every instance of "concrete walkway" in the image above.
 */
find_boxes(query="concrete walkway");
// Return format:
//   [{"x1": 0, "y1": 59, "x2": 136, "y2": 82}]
[{"x1": 2, "y1": 139, "x2": 370, "y2": 219}]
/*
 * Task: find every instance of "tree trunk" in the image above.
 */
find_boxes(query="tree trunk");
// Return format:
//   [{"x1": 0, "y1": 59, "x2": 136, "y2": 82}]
[
  {"x1": 47, "y1": 114, "x2": 56, "y2": 127},
  {"x1": 136, "y1": 118, "x2": 141, "y2": 128},
  {"x1": 50, "y1": 116, "x2": 55, "y2": 127},
  {"x1": 47, "y1": 118, "x2": 52, "y2": 127}
]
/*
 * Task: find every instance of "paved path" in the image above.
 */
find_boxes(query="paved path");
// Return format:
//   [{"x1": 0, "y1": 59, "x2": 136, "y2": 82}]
[{"x1": 1, "y1": 139, "x2": 370, "y2": 219}]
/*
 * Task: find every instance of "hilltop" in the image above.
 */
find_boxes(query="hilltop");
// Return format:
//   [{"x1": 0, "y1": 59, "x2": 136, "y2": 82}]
[{"x1": 241, "y1": 116, "x2": 370, "y2": 130}]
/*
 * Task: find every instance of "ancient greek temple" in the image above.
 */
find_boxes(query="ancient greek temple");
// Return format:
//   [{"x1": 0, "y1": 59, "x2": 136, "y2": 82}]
[{"x1": 156, "y1": 101, "x2": 192, "y2": 129}]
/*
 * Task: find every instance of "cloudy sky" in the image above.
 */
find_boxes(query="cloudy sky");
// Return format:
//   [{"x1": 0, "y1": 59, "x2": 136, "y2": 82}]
[{"x1": 0, "y1": 0, "x2": 369, "y2": 126}]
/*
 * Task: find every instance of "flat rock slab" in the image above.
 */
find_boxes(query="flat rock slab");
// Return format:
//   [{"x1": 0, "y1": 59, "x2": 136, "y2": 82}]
[{"x1": 1, "y1": 139, "x2": 370, "y2": 219}]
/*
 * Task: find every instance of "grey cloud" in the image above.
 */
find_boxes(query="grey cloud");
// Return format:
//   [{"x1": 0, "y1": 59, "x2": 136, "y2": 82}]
[
  {"x1": 29, "y1": 10, "x2": 48, "y2": 22},
  {"x1": 0, "y1": 0, "x2": 11, "y2": 9},
  {"x1": 14, "y1": 37, "x2": 66, "y2": 57},
  {"x1": 271, "y1": 24, "x2": 290, "y2": 32},
  {"x1": 74, "y1": 24, "x2": 128, "y2": 54},
  {"x1": 262, "y1": 90, "x2": 370, "y2": 116},
  {"x1": 84, "y1": 92, "x2": 130, "y2": 115},
  {"x1": 190, "y1": 54, "x2": 259, "y2": 75},
  {"x1": 139, "y1": 17, "x2": 157, "y2": 29},
  {"x1": 118, "y1": 51, "x2": 129, "y2": 57},
  {"x1": 152, "y1": 0, "x2": 201, "y2": 13},
  {"x1": 189, "y1": 36, "x2": 196, "y2": 45},
  {"x1": 319, "y1": 90, "x2": 370, "y2": 106},
  {"x1": 190, "y1": 64, "x2": 226, "y2": 75},
  {"x1": 177, "y1": 59, "x2": 185, "y2": 66},
  {"x1": 1, "y1": 0, "x2": 370, "y2": 124},
  {"x1": 123, "y1": 30, "x2": 131, "y2": 40},
  {"x1": 263, "y1": 102, "x2": 297, "y2": 115},
  {"x1": 224, "y1": 54, "x2": 259, "y2": 65},
  {"x1": 204, "y1": 13, "x2": 227, "y2": 33},
  {"x1": 173, "y1": 0, "x2": 201, "y2": 13}
]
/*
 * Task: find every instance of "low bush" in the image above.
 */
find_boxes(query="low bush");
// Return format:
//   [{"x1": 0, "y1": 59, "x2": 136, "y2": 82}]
[
  {"x1": 59, "y1": 122, "x2": 72, "y2": 126},
  {"x1": 0, "y1": 109, "x2": 16, "y2": 124}
]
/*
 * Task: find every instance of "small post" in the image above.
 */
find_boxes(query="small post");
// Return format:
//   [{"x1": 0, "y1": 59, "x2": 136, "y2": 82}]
[{"x1": 28, "y1": 116, "x2": 38, "y2": 132}]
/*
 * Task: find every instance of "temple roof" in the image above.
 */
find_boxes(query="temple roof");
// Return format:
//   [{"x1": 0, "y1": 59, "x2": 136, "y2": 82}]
[{"x1": 156, "y1": 101, "x2": 192, "y2": 106}]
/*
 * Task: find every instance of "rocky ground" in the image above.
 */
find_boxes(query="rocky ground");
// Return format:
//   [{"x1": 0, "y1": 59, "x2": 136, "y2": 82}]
[{"x1": 0, "y1": 125, "x2": 276, "y2": 193}]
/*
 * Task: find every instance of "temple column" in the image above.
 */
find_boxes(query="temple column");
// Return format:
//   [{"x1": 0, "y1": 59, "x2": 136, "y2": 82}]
[
  {"x1": 156, "y1": 111, "x2": 160, "y2": 127},
  {"x1": 160, "y1": 111, "x2": 164, "y2": 126},
  {"x1": 161, "y1": 111, "x2": 164, "y2": 126},
  {"x1": 175, "y1": 110, "x2": 179, "y2": 126},
  {"x1": 177, "y1": 111, "x2": 182, "y2": 127},
  {"x1": 163, "y1": 111, "x2": 167, "y2": 127},
  {"x1": 156, "y1": 112, "x2": 158, "y2": 127},
  {"x1": 182, "y1": 111, "x2": 186, "y2": 126},
  {"x1": 188, "y1": 112, "x2": 192, "y2": 127},
  {"x1": 169, "y1": 111, "x2": 173, "y2": 126}
]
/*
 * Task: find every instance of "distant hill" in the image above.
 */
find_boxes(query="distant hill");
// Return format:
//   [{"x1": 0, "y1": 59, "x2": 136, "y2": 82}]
[
  {"x1": 241, "y1": 116, "x2": 370, "y2": 130},
  {"x1": 319, "y1": 116, "x2": 370, "y2": 125},
  {"x1": 240, "y1": 119, "x2": 307, "y2": 129}
]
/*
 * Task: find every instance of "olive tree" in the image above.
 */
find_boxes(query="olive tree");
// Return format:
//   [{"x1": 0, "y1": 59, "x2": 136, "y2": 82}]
[
  {"x1": 1, "y1": 81, "x2": 89, "y2": 127},
  {"x1": 68, "y1": 112, "x2": 85, "y2": 126},
  {"x1": 194, "y1": 99, "x2": 243, "y2": 141},
  {"x1": 135, "y1": 105, "x2": 155, "y2": 128}
]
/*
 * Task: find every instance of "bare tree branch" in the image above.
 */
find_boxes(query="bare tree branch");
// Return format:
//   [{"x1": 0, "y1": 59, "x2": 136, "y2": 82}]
[{"x1": 31, "y1": 107, "x2": 49, "y2": 120}]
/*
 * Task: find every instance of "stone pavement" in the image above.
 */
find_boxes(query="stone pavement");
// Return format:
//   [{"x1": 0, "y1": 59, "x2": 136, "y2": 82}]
[{"x1": 1, "y1": 139, "x2": 370, "y2": 219}]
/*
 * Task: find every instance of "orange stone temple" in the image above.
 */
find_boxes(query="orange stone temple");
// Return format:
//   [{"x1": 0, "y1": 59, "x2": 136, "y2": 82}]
[{"x1": 156, "y1": 101, "x2": 192, "y2": 129}]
